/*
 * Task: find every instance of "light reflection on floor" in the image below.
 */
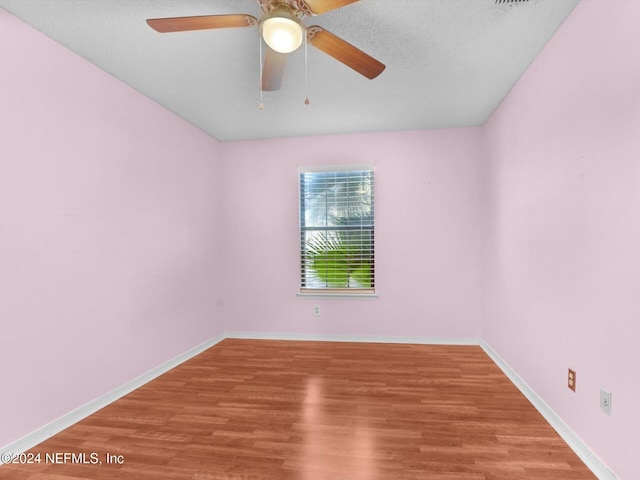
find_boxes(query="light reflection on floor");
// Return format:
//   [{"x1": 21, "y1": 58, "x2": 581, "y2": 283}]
[{"x1": 298, "y1": 375, "x2": 377, "y2": 480}]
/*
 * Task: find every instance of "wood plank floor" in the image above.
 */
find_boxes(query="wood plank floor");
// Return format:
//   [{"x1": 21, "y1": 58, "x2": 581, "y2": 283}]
[{"x1": 1, "y1": 339, "x2": 596, "y2": 479}]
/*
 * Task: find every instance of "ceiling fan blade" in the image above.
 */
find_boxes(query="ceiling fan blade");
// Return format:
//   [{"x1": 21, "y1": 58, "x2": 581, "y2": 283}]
[
  {"x1": 301, "y1": 0, "x2": 360, "y2": 15},
  {"x1": 146, "y1": 14, "x2": 257, "y2": 33},
  {"x1": 262, "y1": 47, "x2": 288, "y2": 91},
  {"x1": 307, "y1": 26, "x2": 385, "y2": 80}
]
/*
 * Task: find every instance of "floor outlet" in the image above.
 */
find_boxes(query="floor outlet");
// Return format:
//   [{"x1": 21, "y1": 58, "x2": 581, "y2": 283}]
[
  {"x1": 568, "y1": 369, "x2": 576, "y2": 392},
  {"x1": 600, "y1": 388, "x2": 612, "y2": 415}
]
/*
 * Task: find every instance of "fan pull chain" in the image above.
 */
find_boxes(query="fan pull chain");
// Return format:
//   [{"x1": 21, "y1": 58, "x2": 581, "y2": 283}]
[
  {"x1": 304, "y1": 30, "x2": 310, "y2": 105},
  {"x1": 258, "y1": 31, "x2": 264, "y2": 110}
]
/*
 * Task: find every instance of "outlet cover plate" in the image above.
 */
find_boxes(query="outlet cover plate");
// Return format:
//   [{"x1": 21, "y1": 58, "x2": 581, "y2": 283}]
[{"x1": 568, "y1": 369, "x2": 576, "y2": 392}]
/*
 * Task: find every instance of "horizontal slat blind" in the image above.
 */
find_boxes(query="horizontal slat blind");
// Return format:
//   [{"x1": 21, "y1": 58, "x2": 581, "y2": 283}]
[{"x1": 299, "y1": 167, "x2": 374, "y2": 293}]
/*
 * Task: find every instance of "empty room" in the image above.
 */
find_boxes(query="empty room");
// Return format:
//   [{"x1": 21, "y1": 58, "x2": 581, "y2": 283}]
[{"x1": 0, "y1": 0, "x2": 637, "y2": 479}]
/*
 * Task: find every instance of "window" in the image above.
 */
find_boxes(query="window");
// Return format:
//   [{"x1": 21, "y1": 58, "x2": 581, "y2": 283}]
[{"x1": 299, "y1": 166, "x2": 375, "y2": 294}]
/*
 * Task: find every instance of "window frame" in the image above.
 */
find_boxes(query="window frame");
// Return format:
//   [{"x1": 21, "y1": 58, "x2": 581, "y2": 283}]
[{"x1": 298, "y1": 165, "x2": 376, "y2": 297}]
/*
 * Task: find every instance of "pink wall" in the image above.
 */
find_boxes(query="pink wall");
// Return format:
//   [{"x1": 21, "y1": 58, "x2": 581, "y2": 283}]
[
  {"x1": 0, "y1": 10, "x2": 224, "y2": 447},
  {"x1": 483, "y1": 1, "x2": 640, "y2": 478},
  {"x1": 221, "y1": 129, "x2": 484, "y2": 339}
]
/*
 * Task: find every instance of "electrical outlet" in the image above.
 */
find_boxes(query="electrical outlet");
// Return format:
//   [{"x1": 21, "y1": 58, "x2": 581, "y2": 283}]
[
  {"x1": 600, "y1": 388, "x2": 612, "y2": 415},
  {"x1": 313, "y1": 305, "x2": 320, "y2": 317},
  {"x1": 568, "y1": 369, "x2": 576, "y2": 392}
]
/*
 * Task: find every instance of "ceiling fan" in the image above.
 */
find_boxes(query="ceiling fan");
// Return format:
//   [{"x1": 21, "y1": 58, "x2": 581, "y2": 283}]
[{"x1": 146, "y1": 0, "x2": 385, "y2": 91}]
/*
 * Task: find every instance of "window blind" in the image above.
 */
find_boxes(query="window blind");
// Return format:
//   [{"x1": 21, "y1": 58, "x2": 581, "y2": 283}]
[{"x1": 299, "y1": 167, "x2": 375, "y2": 294}]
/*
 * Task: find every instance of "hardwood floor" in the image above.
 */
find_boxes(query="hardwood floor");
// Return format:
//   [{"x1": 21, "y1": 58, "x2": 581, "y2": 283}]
[{"x1": 1, "y1": 339, "x2": 596, "y2": 479}]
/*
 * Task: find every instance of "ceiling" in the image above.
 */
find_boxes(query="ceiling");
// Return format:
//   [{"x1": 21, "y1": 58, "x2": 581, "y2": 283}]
[{"x1": 0, "y1": 0, "x2": 580, "y2": 141}]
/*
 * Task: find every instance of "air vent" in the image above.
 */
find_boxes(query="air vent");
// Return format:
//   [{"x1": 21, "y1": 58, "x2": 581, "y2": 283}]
[{"x1": 495, "y1": 0, "x2": 529, "y2": 4}]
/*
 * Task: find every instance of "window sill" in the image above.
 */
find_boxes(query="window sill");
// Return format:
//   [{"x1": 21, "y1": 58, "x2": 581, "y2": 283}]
[{"x1": 297, "y1": 292, "x2": 379, "y2": 299}]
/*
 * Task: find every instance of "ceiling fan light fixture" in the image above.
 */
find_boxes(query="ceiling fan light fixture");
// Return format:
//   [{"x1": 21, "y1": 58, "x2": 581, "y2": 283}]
[{"x1": 262, "y1": 14, "x2": 303, "y2": 54}]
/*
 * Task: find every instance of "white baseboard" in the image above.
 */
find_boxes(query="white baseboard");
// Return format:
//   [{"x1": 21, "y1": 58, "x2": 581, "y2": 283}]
[
  {"x1": 226, "y1": 331, "x2": 481, "y2": 345},
  {"x1": 480, "y1": 340, "x2": 617, "y2": 480},
  {"x1": 1, "y1": 332, "x2": 617, "y2": 480},
  {"x1": 0, "y1": 333, "x2": 225, "y2": 463}
]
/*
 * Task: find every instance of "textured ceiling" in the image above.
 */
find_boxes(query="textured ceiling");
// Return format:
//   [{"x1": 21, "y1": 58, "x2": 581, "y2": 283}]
[{"x1": 0, "y1": 0, "x2": 580, "y2": 141}]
